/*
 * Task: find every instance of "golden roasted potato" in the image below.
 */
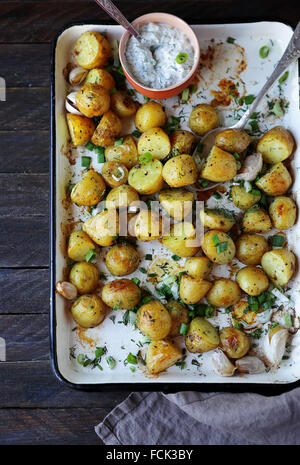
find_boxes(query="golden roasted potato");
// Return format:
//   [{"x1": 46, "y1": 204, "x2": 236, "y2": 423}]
[
  {"x1": 184, "y1": 257, "x2": 213, "y2": 278},
  {"x1": 91, "y1": 110, "x2": 122, "y2": 146},
  {"x1": 206, "y1": 278, "x2": 241, "y2": 308},
  {"x1": 189, "y1": 104, "x2": 219, "y2": 136},
  {"x1": 128, "y1": 159, "x2": 164, "y2": 195},
  {"x1": 185, "y1": 317, "x2": 220, "y2": 353},
  {"x1": 170, "y1": 130, "x2": 196, "y2": 155},
  {"x1": 200, "y1": 145, "x2": 237, "y2": 182},
  {"x1": 179, "y1": 274, "x2": 212, "y2": 305},
  {"x1": 70, "y1": 170, "x2": 106, "y2": 206},
  {"x1": 67, "y1": 230, "x2": 96, "y2": 262},
  {"x1": 134, "y1": 210, "x2": 162, "y2": 241},
  {"x1": 69, "y1": 261, "x2": 99, "y2": 294},
  {"x1": 236, "y1": 233, "x2": 269, "y2": 265},
  {"x1": 136, "y1": 300, "x2": 171, "y2": 340},
  {"x1": 159, "y1": 188, "x2": 194, "y2": 221},
  {"x1": 236, "y1": 266, "x2": 269, "y2": 296},
  {"x1": 257, "y1": 126, "x2": 294, "y2": 164},
  {"x1": 162, "y1": 222, "x2": 200, "y2": 257},
  {"x1": 146, "y1": 339, "x2": 182, "y2": 374},
  {"x1": 255, "y1": 162, "x2": 292, "y2": 196},
  {"x1": 200, "y1": 208, "x2": 235, "y2": 232},
  {"x1": 261, "y1": 248, "x2": 296, "y2": 286},
  {"x1": 242, "y1": 207, "x2": 272, "y2": 233},
  {"x1": 85, "y1": 68, "x2": 115, "y2": 90},
  {"x1": 73, "y1": 31, "x2": 111, "y2": 69},
  {"x1": 215, "y1": 128, "x2": 251, "y2": 154},
  {"x1": 71, "y1": 294, "x2": 106, "y2": 328},
  {"x1": 201, "y1": 230, "x2": 236, "y2": 264},
  {"x1": 105, "y1": 243, "x2": 140, "y2": 276},
  {"x1": 231, "y1": 184, "x2": 261, "y2": 210},
  {"x1": 66, "y1": 113, "x2": 95, "y2": 146},
  {"x1": 138, "y1": 127, "x2": 171, "y2": 161},
  {"x1": 101, "y1": 161, "x2": 128, "y2": 188},
  {"x1": 269, "y1": 196, "x2": 297, "y2": 230},
  {"x1": 105, "y1": 135, "x2": 138, "y2": 168},
  {"x1": 106, "y1": 184, "x2": 139, "y2": 209},
  {"x1": 166, "y1": 300, "x2": 189, "y2": 338},
  {"x1": 101, "y1": 278, "x2": 141, "y2": 309},
  {"x1": 76, "y1": 83, "x2": 110, "y2": 118},
  {"x1": 83, "y1": 209, "x2": 119, "y2": 246},
  {"x1": 135, "y1": 101, "x2": 166, "y2": 132},
  {"x1": 162, "y1": 154, "x2": 198, "y2": 187},
  {"x1": 110, "y1": 90, "x2": 137, "y2": 118},
  {"x1": 219, "y1": 327, "x2": 250, "y2": 359}
]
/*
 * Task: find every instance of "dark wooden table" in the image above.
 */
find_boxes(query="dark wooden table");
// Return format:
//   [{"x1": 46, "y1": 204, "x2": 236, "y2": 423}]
[{"x1": 0, "y1": 0, "x2": 299, "y2": 446}]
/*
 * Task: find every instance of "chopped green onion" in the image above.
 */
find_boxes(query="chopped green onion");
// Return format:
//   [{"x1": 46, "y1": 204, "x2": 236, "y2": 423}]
[
  {"x1": 114, "y1": 138, "x2": 124, "y2": 146},
  {"x1": 176, "y1": 52, "x2": 189, "y2": 64},
  {"x1": 85, "y1": 141, "x2": 94, "y2": 151},
  {"x1": 244, "y1": 181, "x2": 252, "y2": 192},
  {"x1": 81, "y1": 156, "x2": 91, "y2": 168},
  {"x1": 145, "y1": 254, "x2": 153, "y2": 260},
  {"x1": 132, "y1": 129, "x2": 142, "y2": 138},
  {"x1": 259, "y1": 46, "x2": 270, "y2": 58},
  {"x1": 172, "y1": 255, "x2": 181, "y2": 261},
  {"x1": 140, "y1": 296, "x2": 153, "y2": 305},
  {"x1": 85, "y1": 249, "x2": 97, "y2": 262},
  {"x1": 212, "y1": 234, "x2": 220, "y2": 245},
  {"x1": 270, "y1": 234, "x2": 285, "y2": 247},
  {"x1": 244, "y1": 94, "x2": 255, "y2": 105},
  {"x1": 95, "y1": 146, "x2": 105, "y2": 163},
  {"x1": 181, "y1": 88, "x2": 189, "y2": 102},
  {"x1": 213, "y1": 191, "x2": 221, "y2": 199},
  {"x1": 76, "y1": 354, "x2": 85, "y2": 365},
  {"x1": 227, "y1": 37, "x2": 235, "y2": 43},
  {"x1": 126, "y1": 353, "x2": 138, "y2": 364},
  {"x1": 139, "y1": 152, "x2": 152, "y2": 164},
  {"x1": 205, "y1": 305, "x2": 216, "y2": 318},
  {"x1": 284, "y1": 313, "x2": 293, "y2": 327},
  {"x1": 144, "y1": 96, "x2": 150, "y2": 102},
  {"x1": 139, "y1": 267, "x2": 147, "y2": 274},
  {"x1": 189, "y1": 84, "x2": 197, "y2": 93},
  {"x1": 95, "y1": 346, "x2": 106, "y2": 358},
  {"x1": 278, "y1": 71, "x2": 289, "y2": 84},
  {"x1": 273, "y1": 101, "x2": 284, "y2": 117},
  {"x1": 249, "y1": 120, "x2": 259, "y2": 132},
  {"x1": 216, "y1": 241, "x2": 228, "y2": 253},
  {"x1": 198, "y1": 178, "x2": 209, "y2": 187},
  {"x1": 106, "y1": 356, "x2": 116, "y2": 369},
  {"x1": 233, "y1": 152, "x2": 240, "y2": 160},
  {"x1": 179, "y1": 322, "x2": 189, "y2": 335},
  {"x1": 131, "y1": 277, "x2": 140, "y2": 286}
]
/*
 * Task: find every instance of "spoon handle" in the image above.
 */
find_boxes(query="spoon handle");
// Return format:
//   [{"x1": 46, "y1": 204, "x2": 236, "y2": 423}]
[
  {"x1": 235, "y1": 21, "x2": 300, "y2": 129},
  {"x1": 94, "y1": 0, "x2": 143, "y2": 42}
]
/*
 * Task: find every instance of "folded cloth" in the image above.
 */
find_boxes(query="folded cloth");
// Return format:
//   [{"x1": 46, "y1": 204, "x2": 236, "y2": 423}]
[{"x1": 95, "y1": 389, "x2": 300, "y2": 445}]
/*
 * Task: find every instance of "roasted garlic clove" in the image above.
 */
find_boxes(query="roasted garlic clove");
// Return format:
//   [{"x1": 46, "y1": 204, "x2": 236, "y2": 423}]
[
  {"x1": 234, "y1": 152, "x2": 263, "y2": 182},
  {"x1": 65, "y1": 91, "x2": 83, "y2": 115},
  {"x1": 56, "y1": 281, "x2": 78, "y2": 300},
  {"x1": 235, "y1": 356, "x2": 265, "y2": 374},
  {"x1": 69, "y1": 67, "x2": 88, "y2": 86},
  {"x1": 211, "y1": 348, "x2": 236, "y2": 377},
  {"x1": 264, "y1": 326, "x2": 289, "y2": 366}
]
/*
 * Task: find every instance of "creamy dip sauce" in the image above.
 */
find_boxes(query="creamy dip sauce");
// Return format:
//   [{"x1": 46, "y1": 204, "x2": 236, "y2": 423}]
[{"x1": 125, "y1": 22, "x2": 195, "y2": 89}]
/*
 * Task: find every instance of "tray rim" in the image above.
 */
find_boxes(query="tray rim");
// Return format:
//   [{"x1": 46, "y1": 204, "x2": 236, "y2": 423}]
[{"x1": 50, "y1": 19, "x2": 300, "y2": 393}]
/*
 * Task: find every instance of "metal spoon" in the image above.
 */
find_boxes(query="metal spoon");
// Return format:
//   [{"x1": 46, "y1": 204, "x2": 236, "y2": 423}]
[{"x1": 196, "y1": 21, "x2": 300, "y2": 191}]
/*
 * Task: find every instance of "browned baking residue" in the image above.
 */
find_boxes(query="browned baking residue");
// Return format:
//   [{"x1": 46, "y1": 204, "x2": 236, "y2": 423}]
[
  {"x1": 210, "y1": 79, "x2": 239, "y2": 107},
  {"x1": 196, "y1": 185, "x2": 226, "y2": 201},
  {"x1": 77, "y1": 326, "x2": 96, "y2": 348}
]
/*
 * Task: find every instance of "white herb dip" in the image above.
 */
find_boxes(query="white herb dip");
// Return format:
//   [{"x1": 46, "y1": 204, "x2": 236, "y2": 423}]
[{"x1": 125, "y1": 22, "x2": 194, "y2": 89}]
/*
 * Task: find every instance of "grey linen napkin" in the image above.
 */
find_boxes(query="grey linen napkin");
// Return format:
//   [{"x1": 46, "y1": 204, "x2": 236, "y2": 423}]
[{"x1": 95, "y1": 389, "x2": 300, "y2": 445}]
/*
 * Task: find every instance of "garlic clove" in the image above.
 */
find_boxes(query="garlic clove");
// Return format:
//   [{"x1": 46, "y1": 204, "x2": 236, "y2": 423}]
[
  {"x1": 235, "y1": 356, "x2": 265, "y2": 374},
  {"x1": 211, "y1": 348, "x2": 236, "y2": 377},
  {"x1": 264, "y1": 327, "x2": 289, "y2": 366},
  {"x1": 234, "y1": 152, "x2": 263, "y2": 182},
  {"x1": 65, "y1": 91, "x2": 83, "y2": 115},
  {"x1": 69, "y1": 67, "x2": 88, "y2": 86},
  {"x1": 56, "y1": 281, "x2": 78, "y2": 300}
]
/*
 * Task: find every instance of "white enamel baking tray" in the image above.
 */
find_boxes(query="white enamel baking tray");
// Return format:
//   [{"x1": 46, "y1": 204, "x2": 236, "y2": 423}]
[{"x1": 50, "y1": 21, "x2": 300, "y2": 392}]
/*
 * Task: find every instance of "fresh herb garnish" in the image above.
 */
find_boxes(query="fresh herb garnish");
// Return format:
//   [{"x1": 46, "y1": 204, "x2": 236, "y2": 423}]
[
  {"x1": 259, "y1": 46, "x2": 270, "y2": 58},
  {"x1": 139, "y1": 152, "x2": 152, "y2": 164},
  {"x1": 85, "y1": 249, "x2": 97, "y2": 262},
  {"x1": 176, "y1": 52, "x2": 189, "y2": 64}
]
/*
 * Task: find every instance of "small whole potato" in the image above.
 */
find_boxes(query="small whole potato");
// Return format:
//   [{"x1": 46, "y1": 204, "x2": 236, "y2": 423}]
[
  {"x1": 134, "y1": 210, "x2": 163, "y2": 241},
  {"x1": 242, "y1": 207, "x2": 272, "y2": 234},
  {"x1": 138, "y1": 127, "x2": 171, "y2": 160},
  {"x1": 68, "y1": 230, "x2": 96, "y2": 262},
  {"x1": 146, "y1": 340, "x2": 182, "y2": 374},
  {"x1": 269, "y1": 196, "x2": 297, "y2": 230},
  {"x1": 255, "y1": 162, "x2": 292, "y2": 196},
  {"x1": 159, "y1": 188, "x2": 194, "y2": 221},
  {"x1": 179, "y1": 274, "x2": 212, "y2": 305},
  {"x1": 200, "y1": 208, "x2": 235, "y2": 232},
  {"x1": 166, "y1": 300, "x2": 189, "y2": 338},
  {"x1": 85, "y1": 68, "x2": 115, "y2": 90},
  {"x1": 219, "y1": 327, "x2": 250, "y2": 359},
  {"x1": 83, "y1": 209, "x2": 119, "y2": 246},
  {"x1": 215, "y1": 128, "x2": 251, "y2": 154},
  {"x1": 69, "y1": 261, "x2": 99, "y2": 294},
  {"x1": 236, "y1": 233, "x2": 269, "y2": 265},
  {"x1": 106, "y1": 184, "x2": 139, "y2": 209},
  {"x1": 236, "y1": 266, "x2": 269, "y2": 296},
  {"x1": 76, "y1": 83, "x2": 110, "y2": 118},
  {"x1": 70, "y1": 169, "x2": 106, "y2": 207},
  {"x1": 66, "y1": 113, "x2": 95, "y2": 147},
  {"x1": 170, "y1": 130, "x2": 196, "y2": 155},
  {"x1": 73, "y1": 31, "x2": 111, "y2": 69},
  {"x1": 200, "y1": 145, "x2": 237, "y2": 182},
  {"x1": 105, "y1": 243, "x2": 140, "y2": 276},
  {"x1": 91, "y1": 110, "x2": 122, "y2": 146},
  {"x1": 184, "y1": 257, "x2": 213, "y2": 278},
  {"x1": 101, "y1": 278, "x2": 141, "y2": 309},
  {"x1": 231, "y1": 185, "x2": 261, "y2": 210},
  {"x1": 201, "y1": 230, "x2": 236, "y2": 265},
  {"x1": 189, "y1": 104, "x2": 219, "y2": 136},
  {"x1": 71, "y1": 294, "x2": 106, "y2": 328},
  {"x1": 185, "y1": 317, "x2": 220, "y2": 353},
  {"x1": 110, "y1": 90, "x2": 137, "y2": 118},
  {"x1": 101, "y1": 161, "x2": 128, "y2": 188},
  {"x1": 105, "y1": 135, "x2": 139, "y2": 168},
  {"x1": 128, "y1": 159, "x2": 164, "y2": 195},
  {"x1": 135, "y1": 101, "x2": 166, "y2": 132},
  {"x1": 162, "y1": 154, "x2": 198, "y2": 188},
  {"x1": 257, "y1": 126, "x2": 294, "y2": 164},
  {"x1": 206, "y1": 278, "x2": 241, "y2": 308},
  {"x1": 261, "y1": 248, "x2": 296, "y2": 286},
  {"x1": 162, "y1": 222, "x2": 200, "y2": 257},
  {"x1": 136, "y1": 300, "x2": 172, "y2": 340}
]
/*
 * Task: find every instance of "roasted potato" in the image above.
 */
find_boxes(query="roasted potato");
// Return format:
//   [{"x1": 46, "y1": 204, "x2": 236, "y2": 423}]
[
  {"x1": 242, "y1": 207, "x2": 272, "y2": 233},
  {"x1": 101, "y1": 161, "x2": 128, "y2": 188},
  {"x1": 189, "y1": 104, "x2": 219, "y2": 136},
  {"x1": 136, "y1": 300, "x2": 171, "y2": 340},
  {"x1": 162, "y1": 154, "x2": 198, "y2": 188},
  {"x1": 85, "y1": 68, "x2": 115, "y2": 90},
  {"x1": 257, "y1": 126, "x2": 294, "y2": 164},
  {"x1": 255, "y1": 162, "x2": 292, "y2": 196},
  {"x1": 101, "y1": 278, "x2": 141, "y2": 309},
  {"x1": 200, "y1": 145, "x2": 237, "y2": 182},
  {"x1": 185, "y1": 317, "x2": 220, "y2": 353},
  {"x1": 184, "y1": 256, "x2": 213, "y2": 278},
  {"x1": 162, "y1": 222, "x2": 200, "y2": 257},
  {"x1": 83, "y1": 209, "x2": 119, "y2": 246},
  {"x1": 105, "y1": 135, "x2": 138, "y2": 168},
  {"x1": 138, "y1": 127, "x2": 171, "y2": 161},
  {"x1": 70, "y1": 170, "x2": 106, "y2": 206},
  {"x1": 91, "y1": 110, "x2": 122, "y2": 146},
  {"x1": 106, "y1": 184, "x2": 139, "y2": 209},
  {"x1": 110, "y1": 90, "x2": 137, "y2": 118},
  {"x1": 166, "y1": 300, "x2": 189, "y2": 338},
  {"x1": 261, "y1": 248, "x2": 296, "y2": 286},
  {"x1": 73, "y1": 31, "x2": 111, "y2": 69},
  {"x1": 128, "y1": 159, "x2": 164, "y2": 195},
  {"x1": 134, "y1": 210, "x2": 162, "y2": 241},
  {"x1": 159, "y1": 188, "x2": 194, "y2": 221},
  {"x1": 206, "y1": 278, "x2": 241, "y2": 308},
  {"x1": 219, "y1": 327, "x2": 250, "y2": 359},
  {"x1": 69, "y1": 261, "x2": 99, "y2": 294},
  {"x1": 66, "y1": 113, "x2": 95, "y2": 146},
  {"x1": 67, "y1": 230, "x2": 96, "y2": 262},
  {"x1": 179, "y1": 274, "x2": 212, "y2": 305},
  {"x1": 269, "y1": 196, "x2": 297, "y2": 230},
  {"x1": 146, "y1": 339, "x2": 182, "y2": 374},
  {"x1": 236, "y1": 266, "x2": 269, "y2": 296},
  {"x1": 231, "y1": 184, "x2": 261, "y2": 210},
  {"x1": 215, "y1": 128, "x2": 251, "y2": 154},
  {"x1": 71, "y1": 294, "x2": 106, "y2": 328},
  {"x1": 236, "y1": 233, "x2": 269, "y2": 265},
  {"x1": 105, "y1": 243, "x2": 140, "y2": 276},
  {"x1": 76, "y1": 83, "x2": 110, "y2": 118},
  {"x1": 170, "y1": 130, "x2": 196, "y2": 155},
  {"x1": 200, "y1": 208, "x2": 235, "y2": 232},
  {"x1": 232, "y1": 300, "x2": 259, "y2": 326},
  {"x1": 135, "y1": 101, "x2": 166, "y2": 132},
  {"x1": 201, "y1": 230, "x2": 236, "y2": 264}
]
